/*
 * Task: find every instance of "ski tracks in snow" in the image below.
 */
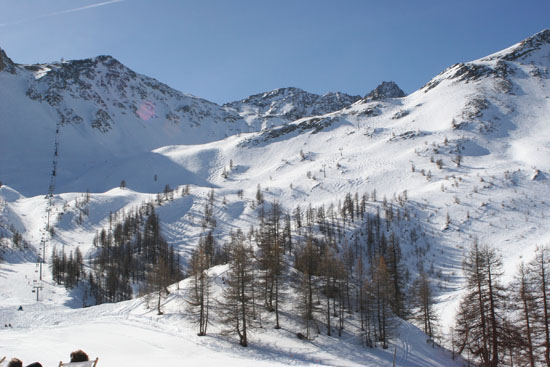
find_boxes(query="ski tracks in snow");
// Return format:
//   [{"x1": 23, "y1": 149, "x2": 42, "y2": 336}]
[{"x1": 396, "y1": 322, "x2": 411, "y2": 365}]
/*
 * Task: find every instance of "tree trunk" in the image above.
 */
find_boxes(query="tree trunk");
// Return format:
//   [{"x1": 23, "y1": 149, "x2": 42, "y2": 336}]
[
  {"x1": 240, "y1": 266, "x2": 248, "y2": 347},
  {"x1": 326, "y1": 287, "x2": 331, "y2": 336},
  {"x1": 487, "y1": 261, "x2": 499, "y2": 367},
  {"x1": 475, "y1": 248, "x2": 489, "y2": 364},
  {"x1": 274, "y1": 275, "x2": 280, "y2": 329},
  {"x1": 540, "y1": 254, "x2": 550, "y2": 367},
  {"x1": 157, "y1": 289, "x2": 163, "y2": 315},
  {"x1": 520, "y1": 271, "x2": 535, "y2": 367}
]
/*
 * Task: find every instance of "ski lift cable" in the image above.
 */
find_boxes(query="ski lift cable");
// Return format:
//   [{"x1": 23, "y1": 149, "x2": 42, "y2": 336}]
[{"x1": 33, "y1": 119, "x2": 63, "y2": 301}]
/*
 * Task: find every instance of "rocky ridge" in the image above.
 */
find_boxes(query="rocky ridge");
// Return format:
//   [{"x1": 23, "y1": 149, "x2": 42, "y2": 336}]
[{"x1": 224, "y1": 87, "x2": 361, "y2": 130}]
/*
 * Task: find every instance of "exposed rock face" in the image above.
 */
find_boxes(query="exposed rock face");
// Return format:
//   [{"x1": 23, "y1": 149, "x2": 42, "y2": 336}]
[
  {"x1": 224, "y1": 87, "x2": 361, "y2": 130},
  {"x1": 502, "y1": 28, "x2": 550, "y2": 61},
  {"x1": 19, "y1": 55, "x2": 245, "y2": 134},
  {"x1": 364, "y1": 81, "x2": 405, "y2": 101},
  {"x1": 0, "y1": 48, "x2": 16, "y2": 73}
]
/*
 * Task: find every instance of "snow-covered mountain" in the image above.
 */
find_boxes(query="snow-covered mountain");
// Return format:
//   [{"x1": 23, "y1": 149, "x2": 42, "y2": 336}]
[
  {"x1": 0, "y1": 52, "x2": 368, "y2": 196},
  {"x1": 1, "y1": 29, "x2": 550, "y2": 367},
  {"x1": 0, "y1": 51, "x2": 251, "y2": 196},
  {"x1": 224, "y1": 87, "x2": 361, "y2": 130}
]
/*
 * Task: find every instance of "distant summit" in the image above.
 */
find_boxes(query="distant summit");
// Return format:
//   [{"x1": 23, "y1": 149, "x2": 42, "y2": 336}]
[
  {"x1": 0, "y1": 48, "x2": 16, "y2": 73},
  {"x1": 364, "y1": 81, "x2": 405, "y2": 101},
  {"x1": 225, "y1": 87, "x2": 360, "y2": 130}
]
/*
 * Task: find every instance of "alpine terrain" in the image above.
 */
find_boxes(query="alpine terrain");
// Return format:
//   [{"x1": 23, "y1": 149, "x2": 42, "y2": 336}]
[{"x1": 1, "y1": 29, "x2": 549, "y2": 367}]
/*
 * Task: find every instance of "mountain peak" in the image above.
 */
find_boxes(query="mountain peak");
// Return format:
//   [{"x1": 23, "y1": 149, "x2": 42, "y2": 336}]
[
  {"x1": 224, "y1": 87, "x2": 360, "y2": 130},
  {"x1": 92, "y1": 54, "x2": 123, "y2": 67},
  {"x1": 522, "y1": 28, "x2": 550, "y2": 46},
  {"x1": 365, "y1": 81, "x2": 405, "y2": 101},
  {"x1": 266, "y1": 86, "x2": 306, "y2": 95},
  {"x1": 0, "y1": 47, "x2": 16, "y2": 73},
  {"x1": 238, "y1": 87, "x2": 310, "y2": 104},
  {"x1": 494, "y1": 28, "x2": 550, "y2": 62}
]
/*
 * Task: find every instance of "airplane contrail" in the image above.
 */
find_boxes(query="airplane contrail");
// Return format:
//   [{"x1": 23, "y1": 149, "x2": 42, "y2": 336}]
[{"x1": 0, "y1": 0, "x2": 125, "y2": 27}]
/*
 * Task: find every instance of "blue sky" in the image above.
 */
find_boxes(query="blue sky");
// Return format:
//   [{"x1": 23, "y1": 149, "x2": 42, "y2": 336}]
[{"x1": 0, "y1": 0, "x2": 548, "y2": 104}]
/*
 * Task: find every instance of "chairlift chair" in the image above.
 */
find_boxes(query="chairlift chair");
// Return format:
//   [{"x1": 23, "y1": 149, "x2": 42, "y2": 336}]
[{"x1": 58, "y1": 358, "x2": 98, "y2": 367}]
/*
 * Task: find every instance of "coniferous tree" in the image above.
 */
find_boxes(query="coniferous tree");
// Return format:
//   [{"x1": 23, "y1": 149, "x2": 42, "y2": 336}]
[
  {"x1": 373, "y1": 256, "x2": 394, "y2": 349},
  {"x1": 84, "y1": 205, "x2": 182, "y2": 306},
  {"x1": 146, "y1": 255, "x2": 172, "y2": 315},
  {"x1": 531, "y1": 245, "x2": 550, "y2": 367},
  {"x1": 295, "y1": 236, "x2": 321, "y2": 339},
  {"x1": 256, "y1": 184, "x2": 264, "y2": 206},
  {"x1": 335, "y1": 256, "x2": 347, "y2": 337},
  {"x1": 386, "y1": 233, "x2": 407, "y2": 318},
  {"x1": 321, "y1": 246, "x2": 337, "y2": 336},
  {"x1": 454, "y1": 241, "x2": 507, "y2": 367},
  {"x1": 187, "y1": 238, "x2": 212, "y2": 336},
  {"x1": 268, "y1": 202, "x2": 284, "y2": 329},
  {"x1": 411, "y1": 271, "x2": 437, "y2": 339},
  {"x1": 219, "y1": 230, "x2": 256, "y2": 347},
  {"x1": 362, "y1": 277, "x2": 376, "y2": 347},
  {"x1": 510, "y1": 261, "x2": 538, "y2": 367}
]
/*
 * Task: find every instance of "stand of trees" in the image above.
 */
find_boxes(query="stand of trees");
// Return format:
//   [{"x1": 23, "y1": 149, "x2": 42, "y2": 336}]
[
  {"x1": 51, "y1": 246, "x2": 84, "y2": 289},
  {"x1": 52, "y1": 186, "x2": 442, "y2": 350},
  {"x1": 51, "y1": 202, "x2": 182, "y2": 307},
  {"x1": 206, "y1": 189, "x2": 421, "y2": 348},
  {"x1": 454, "y1": 243, "x2": 550, "y2": 367},
  {"x1": 37, "y1": 175, "x2": 550, "y2": 358}
]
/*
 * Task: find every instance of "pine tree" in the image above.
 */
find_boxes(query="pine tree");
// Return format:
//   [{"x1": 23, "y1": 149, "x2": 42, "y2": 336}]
[
  {"x1": 268, "y1": 202, "x2": 284, "y2": 328},
  {"x1": 321, "y1": 245, "x2": 337, "y2": 336},
  {"x1": 411, "y1": 271, "x2": 437, "y2": 339},
  {"x1": 219, "y1": 230, "x2": 256, "y2": 346},
  {"x1": 386, "y1": 232, "x2": 407, "y2": 318},
  {"x1": 362, "y1": 277, "x2": 376, "y2": 348},
  {"x1": 531, "y1": 245, "x2": 550, "y2": 367},
  {"x1": 146, "y1": 256, "x2": 172, "y2": 315},
  {"x1": 373, "y1": 256, "x2": 394, "y2": 349},
  {"x1": 295, "y1": 236, "x2": 321, "y2": 339},
  {"x1": 187, "y1": 239, "x2": 212, "y2": 336},
  {"x1": 256, "y1": 184, "x2": 263, "y2": 206},
  {"x1": 510, "y1": 261, "x2": 538, "y2": 367},
  {"x1": 454, "y1": 241, "x2": 507, "y2": 367}
]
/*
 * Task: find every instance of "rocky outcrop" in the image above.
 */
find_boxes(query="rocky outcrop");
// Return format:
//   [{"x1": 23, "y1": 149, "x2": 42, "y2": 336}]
[{"x1": 364, "y1": 81, "x2": 405, "y2": 101}]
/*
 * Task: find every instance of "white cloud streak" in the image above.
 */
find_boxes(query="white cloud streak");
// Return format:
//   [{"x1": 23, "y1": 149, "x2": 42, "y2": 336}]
[{"x1": 0, "y1": 0, "x2": 125, "y2": 27}]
